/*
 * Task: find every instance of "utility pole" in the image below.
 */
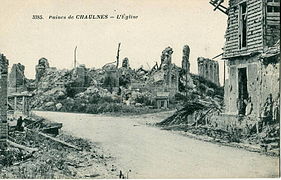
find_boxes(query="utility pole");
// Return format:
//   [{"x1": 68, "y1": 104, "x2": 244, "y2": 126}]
[
  {"x1": 116, "y1": 43, "x2": 121, "y2": 68},
  {"x1": 223, "y1": 60, "x2": 226, "y2": 85},
  {"x1": 74, "y1": 46, "x2": 77, "y2": 68},
  {"x1": 185, "y1": 68, "x2": 188, "y2": 97},
  {"x1": 15, "y1": 65, "x2": 17, "y2": 93}
]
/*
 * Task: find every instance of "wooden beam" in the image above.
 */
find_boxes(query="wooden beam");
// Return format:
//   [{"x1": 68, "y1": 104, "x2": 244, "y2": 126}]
[
  {"x1": 212, "y1": 53, "x2": 223, "y2": 60},
  {"x1": 36, "y1": 130, "x2": 82, "y2": 151},
  {"x1": 214, "y1": 1, "x2": 223, "y2": 11},
  {"x1": 215, "y1": 5, "x2": 228, "y2": 15},
  {"x1": 25, "y1": 118, "x2": 44, "y2": 128},
  {"x1": 218, "y1": 4, "x2": 227, "y2": 10},
  {"x1": 209, "y1": 1, "x2": 228, "y2": 15},
  {"x1": 7, "y1": 140, "x2": 38, "y2": 152}
]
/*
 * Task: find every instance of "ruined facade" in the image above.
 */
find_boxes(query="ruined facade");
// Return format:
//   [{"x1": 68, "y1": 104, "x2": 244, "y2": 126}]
[
  {"x1": 149, "y1": 47, "x2": 179, "y2": 102},
  {"x1": 35, "y1": 57, "x2": 49, "y2": 82},
  {"x1": 160, "y1": 47, "x2": 173, "y2": 69},
  {"x1": 128, "y1": 47, "x2": 179, "y2": 108},
  {"x1": 197, "y1": 57, "x2": 220, "y2": 86},
  {"x1": 212, "y1": 0, "x2": 280, "y2": 131},
  {"x1": 8, "y1": 63, "x2": 27, "y2": 93},
  {"x1": 161, "y1": 47, "x2": 179, "y2": 91},
  {"x1": 182, "y1": 45, "x2": 190, "y2": 73},
  {"x1": 159, "y1": 47, "x2": 179, "y2": 96},
  {"x1": 0, "y1": 54, "x2": 9, "y2": 149}
]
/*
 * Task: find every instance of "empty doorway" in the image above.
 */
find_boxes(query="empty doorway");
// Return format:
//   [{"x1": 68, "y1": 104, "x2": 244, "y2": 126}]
[{"x1": 238, "y1": 67, "x2": 248, "y2": 115}]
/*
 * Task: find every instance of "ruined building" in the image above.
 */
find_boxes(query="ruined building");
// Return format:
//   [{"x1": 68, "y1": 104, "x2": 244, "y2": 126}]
[
  {"x1": 182, "y1": 45, "x2": 190, "y2": 73},
  {"x1": 160, "y1": 47, "x2": 179, "y2": 92},
  {"x1": 212, "y1": 0, "x2": 280, "y2": 131},
  {"x1": 128, "y1": 47, "x2": 179, "y2": 108},
  {"x1": 151, "y1": 47, "x2": 179, "y2": 102},
  {"x1": 0, "y1": 54, "x2": 9, "y2": 149},
  {"x1": 8, "y1": 63, "x2": 27, "y2": 93},
  {"x1": 35, "y1": 57, "x2": 49, "y2": 82},
  {"x1": 7, "y1": 63, "x2": 32, "y2": 117},
  {"x1": 197, "y1": 57, "x2": 220, "y2": 86}
]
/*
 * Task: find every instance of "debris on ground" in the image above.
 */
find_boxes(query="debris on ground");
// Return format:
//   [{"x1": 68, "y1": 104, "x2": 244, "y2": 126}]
[
  {"x1": 0, "y1": 115, "x2": 120, "y2": 179},
  {"x1": 156, "y1": 89, "x2": 279, "y2": 156}
]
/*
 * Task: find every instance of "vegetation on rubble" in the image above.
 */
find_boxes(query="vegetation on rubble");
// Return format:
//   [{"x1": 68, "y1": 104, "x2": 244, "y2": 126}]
[
  {"x1": 59, "y1": 100, "x2": 158, "y2": 115},
  {"x1": 38, "y1": 91, "x2": 161, "y2": 115},
  {"x1": 0, "y1": 130, "x2": 116, "y2": 178}
]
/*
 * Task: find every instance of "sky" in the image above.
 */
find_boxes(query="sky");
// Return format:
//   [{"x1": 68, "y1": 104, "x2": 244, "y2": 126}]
[{"x1": 0, "y1": 0, "x2": 228, "y2": 85}]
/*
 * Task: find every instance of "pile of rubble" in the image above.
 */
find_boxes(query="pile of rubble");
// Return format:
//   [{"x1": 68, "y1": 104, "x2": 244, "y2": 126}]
[
  {"x1": 26, "y1": 52, "x2": 166, "y2": 113},
  {"x1": 30, "y1": 67, "x2": 158, "y2": 114},
  {"x1": 11, "y1": 45, "x2": 225, "y2": 116},
  {"x1": 157, "y1": 81, "x2": 223, "y2": 127}
]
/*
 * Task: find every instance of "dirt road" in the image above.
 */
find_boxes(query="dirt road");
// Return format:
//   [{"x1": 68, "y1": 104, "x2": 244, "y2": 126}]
[{"x1": 34, "y1": 111, "x2": 279, "y2": 178}]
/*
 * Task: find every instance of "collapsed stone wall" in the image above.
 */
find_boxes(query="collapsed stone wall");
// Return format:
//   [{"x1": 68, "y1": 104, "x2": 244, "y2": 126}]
[{"x1": 197, "y1": 57, "x2": 220, "y2": 86}]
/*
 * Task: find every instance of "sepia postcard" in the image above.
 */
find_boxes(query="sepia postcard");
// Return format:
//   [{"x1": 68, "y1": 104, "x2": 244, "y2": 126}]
[{"x1": 0, "y1": 0, "x2": 280, "y2": 178}]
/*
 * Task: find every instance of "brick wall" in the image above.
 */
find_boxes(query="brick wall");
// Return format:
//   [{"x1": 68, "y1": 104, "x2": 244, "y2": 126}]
[
  {"x1": 0, "y1": 123, "x2": 8, "y2": 149},
  {"x1": 0, "y1": 54, "x2": 9, "y2": 150}
]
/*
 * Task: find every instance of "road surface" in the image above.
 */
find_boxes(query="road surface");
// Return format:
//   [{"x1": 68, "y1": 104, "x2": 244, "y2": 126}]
[{"x1": 34, "y1": 111, "x2": 279, "y2": 178}]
